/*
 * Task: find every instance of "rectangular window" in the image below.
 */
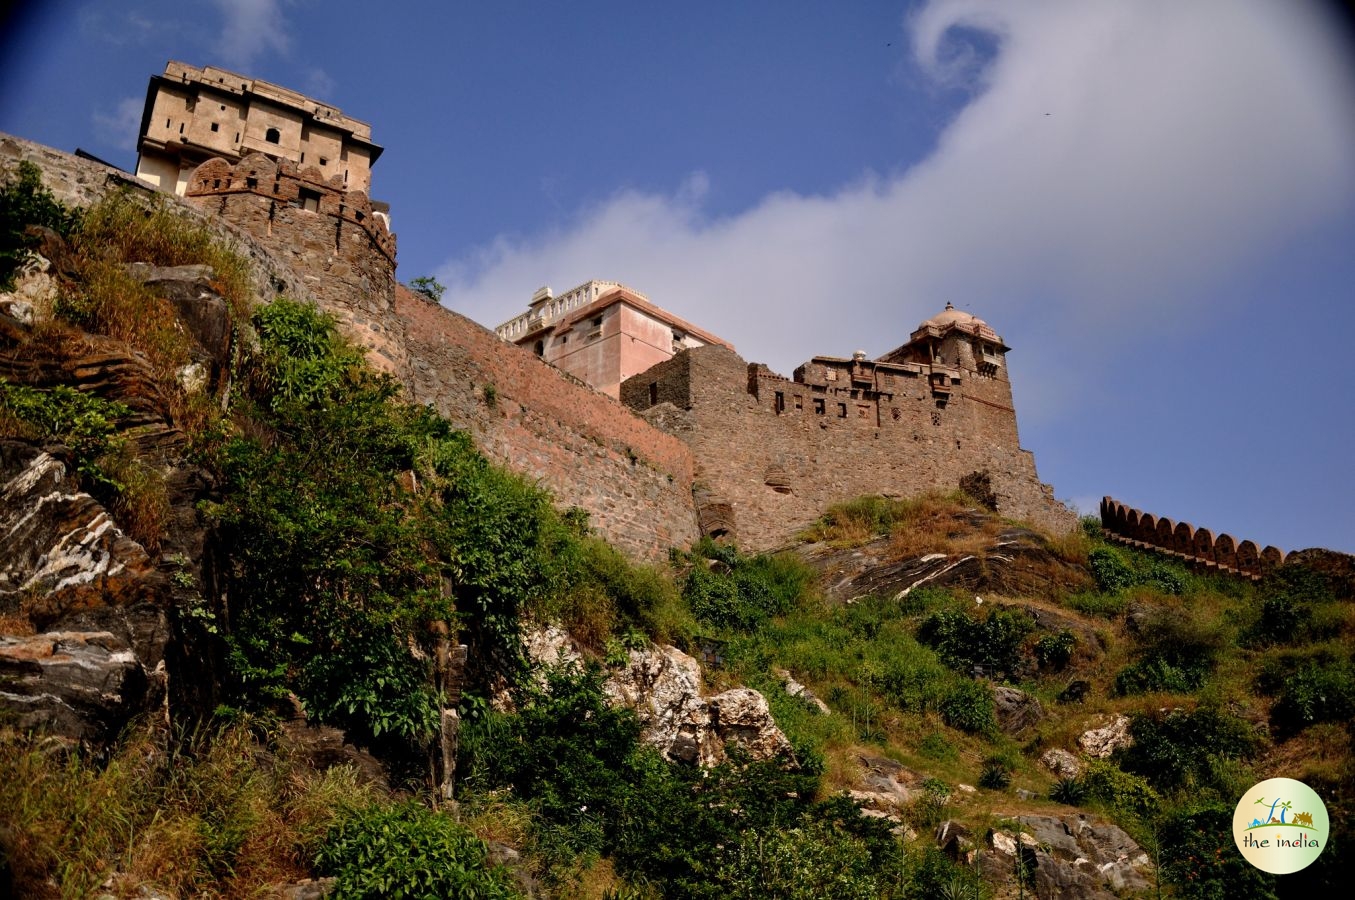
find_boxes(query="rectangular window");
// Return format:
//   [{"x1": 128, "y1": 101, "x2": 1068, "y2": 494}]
[
  {"x1": 837, "y1": 403, "x2": 847, "y2": 418},
  {"x1": 794, "y1": 395, "x2": 803, "y2": 410},
  {"x1": 774, "y1": 392, "x2": 785, "y2": 414},
  {"x1": 210, "y1": 122, "x2": 219, "y2": 132},
  {"x1": 649, "y1": 383, "x2": 658, "y2": 405},
  {"x1": 813, "y1": 398, "x2": 825, "y2": 415},
  {"x1": 297, "y1": 187, "x2": 321, "y2": 212}
]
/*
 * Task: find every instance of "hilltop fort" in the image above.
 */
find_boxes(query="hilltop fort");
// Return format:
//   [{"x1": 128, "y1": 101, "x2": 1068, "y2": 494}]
[{"x1": 6, "y1": 61, "x2": 1075, "y2": 557}]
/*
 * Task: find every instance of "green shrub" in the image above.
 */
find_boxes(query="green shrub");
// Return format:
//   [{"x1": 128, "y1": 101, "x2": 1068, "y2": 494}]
[
  {"x1": 939, "y1": 679, "x2": 997, "y2": 734},
  {"x1": 1064, "y1": 590, "x2": 1127, "y2": 618},
  {"x1": 1034, "y1": 629, "x2": 1076, "y2": 671},
  {"x1": 0, "y1": 160, "x2": 81, "y2": 290},
  {"x1": 0, "y1": 382, "x2": 128, "y2": 486},
  {"x1": 917, "y1": 731, "x2": 958, "y2": 762},
  {"x1": 1050, "y1": 777, "x2": 1088, "y2": 806},
  {"x1": 1267, "y1": 660, "x2": 1355, "y2": 737},
  {"x1": 1079, "y1": 759, "x2": 1160, "y2": 819},
  {"x1": 1088, "y1": 546, "x2": 1187, "y2": 595},
  {"x1": 1158, "y1": 804, "x2": 1277, "y2": 899},
  {"x1": 978, "y1": 759, "x2": 1013, "y2": 791},
  {"x1": 316, "y1": 801, "x2": 519, "y2": 899},
  {"x1": 1118, "y1": 707, "x2": 1259, "y2": 793},
  {"x1": 1089, "y1": 548, "x2": 1136, "y2": 593},
  {"x1": 917, "y1": 606, "x2": 1034, "y2": 677},
  {"x1": 679, "y1": 542, "x2": 812, "y2": 632},
  {"x1": 1115, "y1": 606, "x2": 1225, "y2": 695}
]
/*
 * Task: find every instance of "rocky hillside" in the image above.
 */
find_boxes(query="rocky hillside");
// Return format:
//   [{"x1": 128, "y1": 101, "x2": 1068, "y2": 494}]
[{"x1": 2, "y1": 151, "x2": 1354, "y2": 900}]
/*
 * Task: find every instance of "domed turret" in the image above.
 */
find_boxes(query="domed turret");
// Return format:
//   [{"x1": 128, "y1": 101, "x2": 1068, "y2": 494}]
[{"x1": 915, "y1": 302, "x2": 1001, "y2": 343}]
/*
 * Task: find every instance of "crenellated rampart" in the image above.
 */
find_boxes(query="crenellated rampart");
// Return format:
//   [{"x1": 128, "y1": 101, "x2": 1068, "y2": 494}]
[{"x1": 1099, "y1": 496, "x2": 1287, "y2": 580}]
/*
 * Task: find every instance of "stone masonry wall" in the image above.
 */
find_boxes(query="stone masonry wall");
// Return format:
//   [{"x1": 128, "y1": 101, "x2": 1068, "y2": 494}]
[
  {"x1": 184, "y1": 155, "x2": 409, "y2": 380},
  {"x1": 397, "y1": 286, "x2": 700, "y2": 562},
  {"x1": 624, "y1": 344, "x2": 1074, "y2": 551},
  {"x1": 1099, "y1": 497, "x2": 1286, "y2": 580}
]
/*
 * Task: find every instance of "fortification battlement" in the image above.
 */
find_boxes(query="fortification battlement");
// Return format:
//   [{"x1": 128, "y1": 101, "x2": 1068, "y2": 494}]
[
  {"x1": 185, "y1": 154, "x2": 395, "y2": 262},
  {"x1": 1099, "y1": 497, "x2": 1286, "y2": 580}
]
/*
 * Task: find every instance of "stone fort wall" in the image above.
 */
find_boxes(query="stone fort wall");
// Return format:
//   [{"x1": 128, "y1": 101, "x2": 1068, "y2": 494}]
[
  {"x1": 1099, "y1": 497, "x2": 1287, "y2": 579},
  {"x1": 396, "y1": 286, "x2": 700, "y2": 561},
  {"x1": 622, "y1": 344, "x2": 1075, "y2": 552},
  {"x1": 183, "y1": 154, "x2": 409, "y2": 380}
]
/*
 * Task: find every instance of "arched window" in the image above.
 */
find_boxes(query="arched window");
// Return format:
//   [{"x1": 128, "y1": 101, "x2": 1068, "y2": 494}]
[{"x1": 265, "y1": 127, "x2": 280, "y2": 144}]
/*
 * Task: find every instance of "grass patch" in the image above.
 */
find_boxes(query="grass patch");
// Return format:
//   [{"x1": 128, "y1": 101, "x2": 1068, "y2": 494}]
[{"x1": 0, "y1": 720, "x2": 382, "y2": 899}]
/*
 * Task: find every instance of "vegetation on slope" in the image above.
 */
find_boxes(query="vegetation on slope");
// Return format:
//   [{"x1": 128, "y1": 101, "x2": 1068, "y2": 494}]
[{"x1": 4, "y1": 161, "x2": 1354, "y2": 899}]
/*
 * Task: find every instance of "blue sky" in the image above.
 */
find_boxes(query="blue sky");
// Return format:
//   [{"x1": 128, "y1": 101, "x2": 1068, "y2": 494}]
[{"x1": 3, "y1": 1, "x2": 1354, "y2": 553}]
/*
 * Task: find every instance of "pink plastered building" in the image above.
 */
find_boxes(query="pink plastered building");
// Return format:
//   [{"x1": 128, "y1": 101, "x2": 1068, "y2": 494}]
[{"x1": 495, "y1": 281, "x2": 732, "y2": 398}]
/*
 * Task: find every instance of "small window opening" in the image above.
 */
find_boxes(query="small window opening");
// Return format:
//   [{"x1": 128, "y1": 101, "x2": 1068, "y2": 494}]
[
  {"x1": 235, "y1": 131, "x2": 240, "y2": 143},
  {"x1": 300, "y1": 152, "x2": 305, "y2": 162},
  {"x1": 245, "y1": 177, "x2": 258, "y2": 189},
  {"x1": 592, "y1": 316, "x2": 603, "y2": 328},
  {"x1": 265, "y1": 127, "x2": 280, "y2": 144},
  {"x1": 794, "y1": 395, "x2": 803, "y2": 410},
  {"x1": 164, "y1": 118, "x2": 170, "y2": 129},
  {"x1": 813, "y1": 399, "x2": 825, "y2": 415},
  {"x1": 534, "y1": 340, "x2": 544, "y2": 357},
  {"x1": 210, "y1": 122, "x2": 219, "y2": 132},
  {"x1": 774, "y1": 392, "x2": 785, "y2": 414},
  {"x1": 837, "y1": 403, "x2": 847, "y2": 418},
  {"x1": 219, "y1": 104, "x2": 226, "y2": 111},
  {"x1": 179, "y1": 123, "x2": 185, "y2": 134},
  {"x1": 319, "y1": 157, "x2": 328, "y2": 166},
  {"x1": 649, "y1": 383, "x2": 658, "y2": 405},
  {"x1": 296, "y1": 187, "x2": 321, "y2": 212}
]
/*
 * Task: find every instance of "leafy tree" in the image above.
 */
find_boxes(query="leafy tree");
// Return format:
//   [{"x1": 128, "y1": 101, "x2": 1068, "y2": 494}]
[{"x1": 409, "y1": 275, "x2": 445, "y2": 303}]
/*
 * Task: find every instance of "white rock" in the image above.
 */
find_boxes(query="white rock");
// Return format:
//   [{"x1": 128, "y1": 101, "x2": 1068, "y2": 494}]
[{"x1": 1078, "y1": 714, "x2": 1134, "y2": 758}]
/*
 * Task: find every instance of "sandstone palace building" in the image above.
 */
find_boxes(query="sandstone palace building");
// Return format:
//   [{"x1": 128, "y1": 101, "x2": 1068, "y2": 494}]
[{"x1": 135, "y1": 62, "x2": 383, "y2": 201}]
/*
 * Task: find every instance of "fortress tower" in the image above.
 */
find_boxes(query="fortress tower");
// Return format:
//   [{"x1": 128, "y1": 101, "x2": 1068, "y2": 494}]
[{"x1": 134, "y1": 61, "x2": 383, "y2": 203}]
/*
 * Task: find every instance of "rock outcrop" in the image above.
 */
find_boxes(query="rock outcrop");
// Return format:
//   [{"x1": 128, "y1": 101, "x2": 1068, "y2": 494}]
[
  {"x1": 520, "y1": 624, "x2": 793, "y2": 766},
  {"x1": 804, "y1": 514, "x2": 1090, "y2": 605},
  {"x1": 993, "y1": 684, "x2": 1044, "y2": 735},
  {"x1": 982, "y1": 814, "x2": 1154, "y2": 900},
  {"x1": 1078, "y1": 714, "x2": 1134, "y2": 758}
]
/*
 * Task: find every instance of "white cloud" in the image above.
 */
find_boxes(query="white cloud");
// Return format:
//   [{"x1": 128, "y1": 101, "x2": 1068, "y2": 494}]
[
  {"x1": 439, "y1": 0, "x2": 1355, "y2": 398},
  {"x1": 212, "y1": 0, "x2": 290, "y2": 69},
  {"x1": 91, "y1": 96, "x2": 144, "y2": 152}
]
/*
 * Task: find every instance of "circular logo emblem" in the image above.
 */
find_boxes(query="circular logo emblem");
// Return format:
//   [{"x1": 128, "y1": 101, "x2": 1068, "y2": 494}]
[{"x1": 1233, "y1": 777, "x2": 1328, "y2": 874}]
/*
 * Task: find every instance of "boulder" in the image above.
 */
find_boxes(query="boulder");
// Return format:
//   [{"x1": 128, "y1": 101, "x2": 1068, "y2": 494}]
[
  {"x1": 0, "y1": 250, "x2": 57, "y2": 324},
  {"x1": 854, "y1": 752, "x2": 926, "y2": 806},
  {"x1": 1041, "y1": 748, "x2": 1084, "y2": 780},
  {"x1": 993, "y1": 684, "x2": 1043, "y2": 734},
  {"x1": 0, "y1": 444, "x2": 157, "y2": 627},
  {"x1": 936, "y1": 820, "x2": 977, "y2": 864},
  {"x1": 605, "y1": 641, "x2": 715, "y2": 765},
  {"x1": 709, "y1": 687, "x2": 794, "y2": 761},
  {"x1": 601, "y1": 639, "x2": 793, "y2": 766},
  {"x1": 1078, "y1": 714, "x2": 1133, "y2": 758}
]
